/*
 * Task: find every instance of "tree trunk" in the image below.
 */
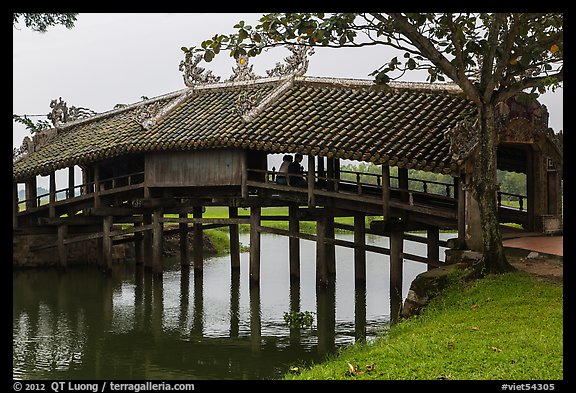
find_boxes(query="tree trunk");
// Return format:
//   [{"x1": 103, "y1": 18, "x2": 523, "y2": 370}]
[{"x1": 473, "y1": 103, "x2": 516, "y2": 274}]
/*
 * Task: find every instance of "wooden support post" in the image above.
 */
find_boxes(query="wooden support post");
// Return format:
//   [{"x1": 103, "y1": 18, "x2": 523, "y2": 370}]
[
  {"x1": 96, "y1": 238, "x2": 104, "y2": 267},
  {"x1": 427, "y1": 227, "x2": 440, "y2": 271},
  {"x1": 354, "y1": 214, "x2": 366, "y2": 282},
  {"x1": 143, "y1": 213, "x2": 152, "y2": 269},
  {"x1": 307, "y1": 155, "x2": 315, "y2": 207},
  {"x1": 249, "y1": 207, "x2": 261, "y2": 284},
  {"x1": 229, "y1": 207, "x2": 241, "y2": 270},
  {"x1": 192, "y1": 272, "x2": 204, "y2": 337},
  {"x1": 179, "y1": 213, "x2": 189, "y2": 267},
  {"x1": 25, "y1": 177, "x2": 37, "y2": 210},
  {"x1": 398, "y1": 167, "x2": 409, "y2": 203},
  {"x1": 241, "y1": 152, "x2": 248, "y2": 199},
  {"x1": 289, "y1": 204, "x2": 300, "y2": 282},
  {"x1": 57, "y1": 224, "x2": 68, "y2": 268},
  {"x1": 134, "y1": 222, "x2": 143, "y2": 265},
  {"x1": 317, "y1": 156, "x2": 325, "y2": 187},
  {"x1": 334, "y1": 158, "x2": 340, "y2": 192},
  {"x1": 102, "y1": 215, "x2": 113, "y2": 271},
  {"x1": 326, "y1": 158, "x2": 334, "y2": 191},
  {"x1": 249, "y1": 283, "x2": 262, "y2": 354},
  {"x1": 152, "y1": 208, "x2": 164, "y2": 274},
  {"x1": 526, "y1": 146, "x2": 535, "y2": 231},
  {"x1": 390, "y1": 230, "x2": 404, "y2": 323},
  {"x1": 193, "y1": 206, "x2": 203, "y2": 271},
  {"x1": 49, "y1": 172, "x2": 56, "y2": 218},
  {"x1": 94, "y1": 165, "x2": 102, "y2": 208},
  {"x1": 316, "y1": 282, "x2": 336, "y2": 356},
  {"x1": 382, "y1": 165, "x2": 390, "y2": 220},
  {"x1": 355, "y1": 281, "x2": 367, "y2": 342},
  {"x1": 457, "y1": 176, "x2": 466, "y2": 247},
  {"x1": 326, "y1": 209, "x2": 336, "y2": 276},
  {"x1": 13, "y1": 182, "x2": 18, "y2": 229},
  {"x1": 316, "y1": 215, "x2": 328, "y2": 287},
  {"x1": 68, "y1": 165, "x2": 75, "y2": 199},
  {"x1": 230, "y1": 268, "x2": 240, "y2": 337}
]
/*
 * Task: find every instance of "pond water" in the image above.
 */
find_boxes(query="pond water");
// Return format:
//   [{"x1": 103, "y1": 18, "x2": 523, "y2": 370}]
[{"x1": 13, "y1": 233, "x2": 450, "y2": 380}]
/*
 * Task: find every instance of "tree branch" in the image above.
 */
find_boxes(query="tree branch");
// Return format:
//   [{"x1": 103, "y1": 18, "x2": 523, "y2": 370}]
[{"x1": 382, "y1": 13, "x2": 481, "y2": 105}]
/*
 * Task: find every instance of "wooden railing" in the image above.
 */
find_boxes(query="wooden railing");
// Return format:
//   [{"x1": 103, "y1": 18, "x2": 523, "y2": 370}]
[
  {"x1": 255, "y1": 167, "x2": 456, "y2": 201},
  {"x1": 17, "y1": 171, "x2": 145, "y2": 212},
  {"x1": 497, "y1": 191, "x2": 527, "y2": 211}
]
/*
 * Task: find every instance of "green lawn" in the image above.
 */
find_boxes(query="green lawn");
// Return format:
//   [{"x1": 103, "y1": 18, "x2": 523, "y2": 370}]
[{"x1": 284, "y1": 269, "x2": 563, "y2": 380}]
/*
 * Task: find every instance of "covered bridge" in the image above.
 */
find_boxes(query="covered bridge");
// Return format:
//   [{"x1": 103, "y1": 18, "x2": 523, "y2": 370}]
[{"x1": 13, "y1": 50, "x2": 563, "y2": 282}]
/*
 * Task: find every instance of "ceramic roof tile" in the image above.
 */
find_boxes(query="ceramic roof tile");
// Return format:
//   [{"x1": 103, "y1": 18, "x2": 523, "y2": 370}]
[{"x1": 13, "y1": 76, "x2": 477, "y2": 181}]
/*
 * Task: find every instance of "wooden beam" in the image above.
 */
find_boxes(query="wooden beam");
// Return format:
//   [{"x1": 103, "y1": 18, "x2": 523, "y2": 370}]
[
  {"x1": 370, "y1": 218, "x2": 433, "y2": 233},
  {"x1": 249, "y1": 207, "x2": 261, "y2": 284},
  {"x1": 38, "y1": 216, "x2": 104, "y2": 226},
  {"x1": 161, "y1": 217, "x2": 251, "y2": 225}
]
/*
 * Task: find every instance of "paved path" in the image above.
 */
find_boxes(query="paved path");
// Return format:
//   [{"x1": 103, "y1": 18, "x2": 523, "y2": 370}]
[{"x1": 503, "y1": 235, "x2": 563, "y2": 257}]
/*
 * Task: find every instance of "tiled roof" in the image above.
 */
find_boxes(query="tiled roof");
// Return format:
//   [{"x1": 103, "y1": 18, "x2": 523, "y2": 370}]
[{"x1": 12, "y1": 76, "x2": 477, "y2": 182}]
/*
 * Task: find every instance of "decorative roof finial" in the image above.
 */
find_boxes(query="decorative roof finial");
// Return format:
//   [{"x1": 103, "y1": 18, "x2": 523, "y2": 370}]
[
  {"x1": 266, "y1": 44, "x2": 315, "y2": 77},
  {"x1": 47, "y1": 97, "x2": 96, "y2": 127},
  {"x1": 179, "y1": 52, "x2": 221, "y2": 87},
  {"x1": 228, "y1": 55, "x2": 259, "y2": 82}
]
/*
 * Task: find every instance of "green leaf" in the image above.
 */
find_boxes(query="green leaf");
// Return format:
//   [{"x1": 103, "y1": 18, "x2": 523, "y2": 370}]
[{"x1": 204, "y1": 50, "x2": 214, "y2": 62}]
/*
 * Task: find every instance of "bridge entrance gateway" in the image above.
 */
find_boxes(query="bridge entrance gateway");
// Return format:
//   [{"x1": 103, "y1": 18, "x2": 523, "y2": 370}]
[{"x1": 13, "y1": 48, "x2": 563, "y2": 321}]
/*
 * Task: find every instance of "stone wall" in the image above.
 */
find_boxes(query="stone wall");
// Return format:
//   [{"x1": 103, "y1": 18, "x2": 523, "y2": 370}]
[{"x1": 13, "y1": 232, "x2": 133, "y2": 268}]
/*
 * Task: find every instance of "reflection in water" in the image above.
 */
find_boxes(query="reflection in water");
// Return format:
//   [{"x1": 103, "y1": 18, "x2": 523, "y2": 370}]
[{"x1": 13, "y1": 234, "x2": 448, "y2": 380}]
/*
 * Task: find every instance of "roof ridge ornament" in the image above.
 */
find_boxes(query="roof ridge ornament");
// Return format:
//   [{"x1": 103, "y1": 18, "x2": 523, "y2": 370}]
[
  {"x1": 48, "y1": 97, "x2": 97, "y2": 127},
  {"x1": 444, "y1": 117, "x2": 480, "y2": 164},
  {"x1": 180, "y1": 52, "x2": 221, "y2": 87},
  {"x1": 132, "y1": 101, "x2": 163, "y2": 129},
  {"x1": 266, "y1": 44, "x2": 315, "y2": 78},
  {"x1": 233, "y1": 44, "x2": 315, "y2": 122},
  {"x1": 228, "y1": 55, "x2": 259, "y2": 82}
]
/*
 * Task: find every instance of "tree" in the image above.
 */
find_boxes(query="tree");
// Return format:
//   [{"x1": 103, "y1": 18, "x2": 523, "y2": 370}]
[
  {"x1": 185, "y1": 13, "x2": 563, "y2": 275},
  {"x1": 13, "y1": 13, "x2": 78, "y2": 32}
]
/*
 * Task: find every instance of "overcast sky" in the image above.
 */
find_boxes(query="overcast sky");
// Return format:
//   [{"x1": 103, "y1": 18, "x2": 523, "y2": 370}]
[{"x1": 13, "y1": 13, "x2": 563, "y2": 187}]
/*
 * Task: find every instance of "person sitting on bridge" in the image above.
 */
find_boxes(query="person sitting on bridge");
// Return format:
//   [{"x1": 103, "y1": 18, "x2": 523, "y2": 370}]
[
  {"x1": 287, "y1": 153, "x2": 306, "y2": 186},
  {"x1": 276, "y1": 154, "x2": 293, "y2": 185}
]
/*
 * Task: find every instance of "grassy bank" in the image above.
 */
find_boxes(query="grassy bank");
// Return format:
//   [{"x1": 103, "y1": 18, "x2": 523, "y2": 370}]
[{"x1": 284, "y1": 269, "x2": 563, "y2": 380}]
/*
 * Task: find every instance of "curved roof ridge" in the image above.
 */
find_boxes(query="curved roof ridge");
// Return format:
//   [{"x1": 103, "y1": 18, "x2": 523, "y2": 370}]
[
  {"x1": 297, "y1": 75, "x2": 463, "y2": 93},
  {"x1": 53, "y1": 87, "x2": 191, "y2": 131}
]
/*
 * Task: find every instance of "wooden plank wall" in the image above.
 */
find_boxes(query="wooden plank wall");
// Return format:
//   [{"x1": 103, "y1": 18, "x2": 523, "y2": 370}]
[{"x1": 145, "y1": 149, "x2": 244, "y2": 187}]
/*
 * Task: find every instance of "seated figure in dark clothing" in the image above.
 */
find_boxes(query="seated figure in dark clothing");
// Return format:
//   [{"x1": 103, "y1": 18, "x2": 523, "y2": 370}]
[
  {"x1": 287, "y1": 153, "x2": 306, "y2": 186},
  {"x1": 276, "y1": 154, "x2": 293, "y2": 185}
]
